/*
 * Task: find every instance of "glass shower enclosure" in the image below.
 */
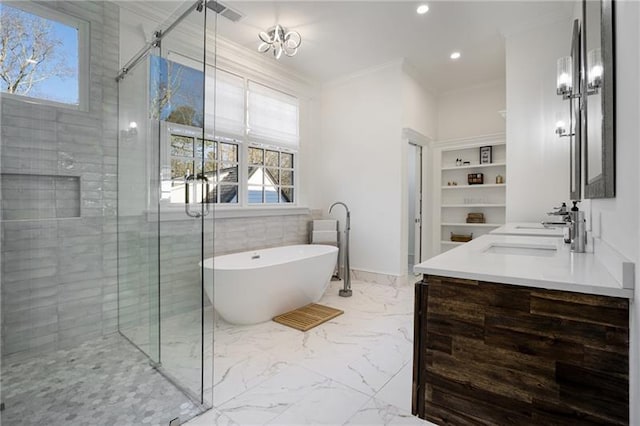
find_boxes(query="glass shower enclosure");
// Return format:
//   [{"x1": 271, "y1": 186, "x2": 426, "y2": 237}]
[{"x1": 117, "y1": 0, "x2": 215, "y2": 412}]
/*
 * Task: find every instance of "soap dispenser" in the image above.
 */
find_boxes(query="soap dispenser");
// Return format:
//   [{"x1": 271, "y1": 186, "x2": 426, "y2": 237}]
[{"x1": 570, "y1": 201, "x2": 586, "y2": 253}]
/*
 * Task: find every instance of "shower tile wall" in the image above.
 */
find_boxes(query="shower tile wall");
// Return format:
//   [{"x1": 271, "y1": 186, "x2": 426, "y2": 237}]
[
  {"x1": 213, "y1": 214, "x2": 313, "y2": 256},
  {"x1": 0, "y1": 1, "x2": 119, "y2": 357}
]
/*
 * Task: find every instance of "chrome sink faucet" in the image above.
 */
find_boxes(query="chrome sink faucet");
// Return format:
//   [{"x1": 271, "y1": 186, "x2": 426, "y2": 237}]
[
  {"x1": 542, "y1": 202, "x2": 572, "y2": 243},
  {"x1": 542, "y1": 203, "x2": 571, "y2": 226}
]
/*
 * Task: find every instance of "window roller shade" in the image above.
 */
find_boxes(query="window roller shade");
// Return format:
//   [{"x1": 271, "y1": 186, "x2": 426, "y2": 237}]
[
  {"x1": 205, "y1": 69, "x2": 245, "y2": 139},
  {"x1": 247, "y1": 81, "x2": 299, "y2": 149}
]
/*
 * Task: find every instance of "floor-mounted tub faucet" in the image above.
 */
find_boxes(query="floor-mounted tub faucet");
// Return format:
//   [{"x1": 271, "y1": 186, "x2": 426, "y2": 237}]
[{"x1": 329, "y1": 201, "x2": 352, "y2": 297}]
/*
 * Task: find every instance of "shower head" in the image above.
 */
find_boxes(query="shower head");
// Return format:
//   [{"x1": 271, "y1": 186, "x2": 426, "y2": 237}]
[{"x1": 205, "y1": 0, "x2": 244, "y2": 22}]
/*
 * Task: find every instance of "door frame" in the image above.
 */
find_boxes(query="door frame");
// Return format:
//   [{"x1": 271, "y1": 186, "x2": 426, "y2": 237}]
[{"x1": 401, "y1": 128, "x2": 432, "y2": 277}]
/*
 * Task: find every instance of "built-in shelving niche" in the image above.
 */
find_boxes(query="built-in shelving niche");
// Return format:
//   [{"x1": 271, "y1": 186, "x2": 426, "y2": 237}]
[
  {"x1": 1, "y1": 173, "x2": 81, "y2": 220},
  {"x1": 435, "y1": 138, "x2": 506, "y2": 254}
]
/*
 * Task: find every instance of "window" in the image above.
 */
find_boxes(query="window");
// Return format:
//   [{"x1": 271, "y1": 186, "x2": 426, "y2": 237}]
[
  {"x1": 154, "y1": 55, "x2": 299, "y2": 208},
  {"x1": 248, "y1": 147, "x2": 295, "y2": 204},
  {"x1": 0, "y1": 3, "x2": 87, "y2": 107},
  {"x1": 168, "y1": 131, "x2": 239, "y2": 204}
]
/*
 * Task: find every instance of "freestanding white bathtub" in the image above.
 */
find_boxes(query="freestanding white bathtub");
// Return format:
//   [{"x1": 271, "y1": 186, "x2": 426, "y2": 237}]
[{"x1": 201, "y1": 244, "x2": 338, "y2": 325}]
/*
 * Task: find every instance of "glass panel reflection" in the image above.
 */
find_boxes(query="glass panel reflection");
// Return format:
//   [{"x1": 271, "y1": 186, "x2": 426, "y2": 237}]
[
  {"x1": 265, "y1": 167, "x2": 279, "y2": 185},
  {"x1": 220, "y1": 163, "x2": 238, "y2": 183},
  {"x1": 280, "y1": 187, "x2": 294, "y2": 203},
  {"x1": 280, "y1": 152, "x2": 293, "y2": 168},
  {"x1": 265, "y1": 150, "x2": 279, "y2": 167},
  {"x1": 249, "y1": 147, "x2": 263, "y2": 165},
  {"x1": 281, "y1": 170, "x2": 293, "y2": 186},
  {"x1": 220, "y1": 142, "x2": 237, "y2": 162},
  {"x1": 171, "y1": 135, "x2": 194, "y2": 156}
]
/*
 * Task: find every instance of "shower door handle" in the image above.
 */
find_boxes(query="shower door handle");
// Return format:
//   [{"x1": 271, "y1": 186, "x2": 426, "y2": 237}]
[{"x1": 185, "y1": 174, "x2": 211, "y2": 218}]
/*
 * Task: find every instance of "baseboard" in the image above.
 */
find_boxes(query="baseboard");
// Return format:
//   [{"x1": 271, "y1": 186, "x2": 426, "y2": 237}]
[{"x1": 350, "y1": 269, "x2": 411, "y2": 287}]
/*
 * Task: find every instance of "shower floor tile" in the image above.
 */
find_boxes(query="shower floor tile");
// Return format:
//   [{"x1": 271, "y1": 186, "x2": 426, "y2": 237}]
[{"x1": 1, "y1": 333, "x2": 203, "y2": 426}]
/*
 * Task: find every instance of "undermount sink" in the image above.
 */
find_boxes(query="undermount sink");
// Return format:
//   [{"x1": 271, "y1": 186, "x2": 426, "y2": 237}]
[{"x1": 483, "y1": 242, "x2": 558, "y2": 257}]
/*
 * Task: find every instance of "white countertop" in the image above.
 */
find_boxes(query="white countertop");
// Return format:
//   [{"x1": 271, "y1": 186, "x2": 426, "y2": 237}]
[
  {"x1": 415, "y1": 234, "x2": 633, "y2": 298},
  {"x1": 490, "y1": 222, "x2": 565, "y2": 237}
]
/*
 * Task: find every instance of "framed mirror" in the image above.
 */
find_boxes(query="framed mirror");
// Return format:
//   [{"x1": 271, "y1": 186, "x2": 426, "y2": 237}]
[
  {"x1": 583, "y1": 0, "x2": 615, "y2": 198},
  {"x1": 569, "y1": 19, "x2": 581, "y2": 201}
]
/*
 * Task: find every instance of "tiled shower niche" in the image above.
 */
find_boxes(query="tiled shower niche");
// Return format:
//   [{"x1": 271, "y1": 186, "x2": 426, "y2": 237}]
[{"x1": 1, "y1": 174, "x2": 81, "y2": 220}]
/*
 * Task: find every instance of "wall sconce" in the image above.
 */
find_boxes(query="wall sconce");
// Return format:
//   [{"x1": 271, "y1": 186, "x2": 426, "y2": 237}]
[
  {"x1": 587, "y1": 48, "x2": 603, "y2": 93},
  {"x1": 555, "y1": 113, "x2": 574, "y2": 138},
  {"x1": 555, "y1": 120, "x2": 569, "y2": 137},
  {"x1": 121, "y1": 121, "x2": 138, "y2": 139},
  {"x1": 556, "y1": 56, "x2": 573, "y2": 99}
]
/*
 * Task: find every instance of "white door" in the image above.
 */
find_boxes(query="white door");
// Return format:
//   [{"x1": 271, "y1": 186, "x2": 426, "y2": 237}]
[{"x1": 408, "y1": 144, "x2": 423, "y2": 274}]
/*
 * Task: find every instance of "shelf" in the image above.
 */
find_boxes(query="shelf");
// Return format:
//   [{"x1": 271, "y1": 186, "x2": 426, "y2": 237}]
[
  {"x1": 441, "y1": 240, "x2": 467, "y2": 246},
  {"x1": 441, "y1": 222, "x2": 503, "y2": 228},
  {"x1": 442, "y1": 184, "x2": 506, "y2": 189},
  {"x1": 441, "y1": 204, "x2": 506, "y2": 208},
  {"x1": 442, "y1": 162, "x2": 506, "y2": 171}
]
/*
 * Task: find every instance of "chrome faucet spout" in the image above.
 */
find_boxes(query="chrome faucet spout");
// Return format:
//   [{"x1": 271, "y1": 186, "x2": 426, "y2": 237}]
[{"x1": 329, "y1": 202, "x2": 350, "y2": 229}]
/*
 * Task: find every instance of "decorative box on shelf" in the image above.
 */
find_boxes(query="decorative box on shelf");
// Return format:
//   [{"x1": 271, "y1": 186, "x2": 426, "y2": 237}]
[
  {"x1": 468, "y1": 173, "x2": 484, "y2": 185},
  {"x1": 466, "y1": 213, "x2": 485, "y2": 223},
  {"x1": 450, "y1": 232, "x2": 473, "y2": 243}
]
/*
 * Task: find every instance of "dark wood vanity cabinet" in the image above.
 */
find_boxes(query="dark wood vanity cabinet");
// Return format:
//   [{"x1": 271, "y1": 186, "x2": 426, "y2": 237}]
[{"x1": 412, "y1": 275, "x2": 630, "y2": 425}]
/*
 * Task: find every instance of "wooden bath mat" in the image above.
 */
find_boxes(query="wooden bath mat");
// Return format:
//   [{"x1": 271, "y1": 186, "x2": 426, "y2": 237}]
[{"x1": 273, "y1": 303, "x2": 343, "y2": 331}]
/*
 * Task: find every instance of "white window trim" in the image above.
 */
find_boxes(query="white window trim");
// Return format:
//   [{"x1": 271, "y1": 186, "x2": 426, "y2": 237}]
[{"x1": 0, "y1": 2, "x2": 90, "y2": 111}]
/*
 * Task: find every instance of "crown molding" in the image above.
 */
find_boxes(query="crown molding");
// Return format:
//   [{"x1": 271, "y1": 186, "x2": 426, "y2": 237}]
[
  {"x1": 322, "y1": 58, "x2": 405, "y2": 90},
  {"x1": 500, "y1": 5, "x2": 575, "y2": 39},
  {"x1": 114, "y1": 0, "x2": 319, "y2": 98},
  {"x1": 437, "y1": 78, "x2": 505, "y2": 98},
  {"x1": 401, "y1": 60, "x2": 437, "y2": 96},
  {"x1": 431, "y1": 132, "x2": 506, "y2": 150}
]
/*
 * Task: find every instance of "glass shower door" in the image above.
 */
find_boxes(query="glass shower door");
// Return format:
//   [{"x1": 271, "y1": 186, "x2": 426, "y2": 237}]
[
  {"x1": 117, "y1": 0, "x2": 215, "y2": 415},
  {"x1": 117, "y1": 47, "x2": 161, "y2": 365},
  {"x1": 155, "y1": 2, "x2": 215, "y2": 408}
]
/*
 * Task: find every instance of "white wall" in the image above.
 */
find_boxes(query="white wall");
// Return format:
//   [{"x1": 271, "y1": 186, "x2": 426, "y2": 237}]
[
  {"x1": 315, "y1": 62, "x2": 404, "y2": 276},
  {"x1": 585, "y1": 2, "x2": 640, "y2": 423},
  {"x1": 505, "y1": 19, "x2": 572, "y2": 222},
  {"x1": 314, "y1": 61, "x2": 435, "y2": 278},
  {"x1": 402, "y1": 65, "x2": 437, "y2": 140},
  {"x1": 437, "y1": 80, "x2": 505, "y2": 141}
]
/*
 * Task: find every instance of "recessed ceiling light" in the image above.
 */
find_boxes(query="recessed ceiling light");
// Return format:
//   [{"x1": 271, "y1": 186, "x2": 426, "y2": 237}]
[
  {"x1": 416, "y1": 4, "x2": 429, "y2": 15},
  {"x1": 450, "y1": 51, "x2": 461, "y2": 60}
]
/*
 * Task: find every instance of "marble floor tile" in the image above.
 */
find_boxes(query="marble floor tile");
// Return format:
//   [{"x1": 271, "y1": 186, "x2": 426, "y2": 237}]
[
  {"x1": 345, "y1": 397, "x2": 434, "y2": 426},
  {"x1": 267, "y1": 379, "x2": 370, "y2": 425},
  {"x1": 375, "y1": 362, "x2": 413, "y2": 412},
  {"x1": 187, "y1": 280, "x2": 427, "y2": 426},
  {"x1": 184, "y1": 408, "x2": 239, "y2": 426},
  {"x1": 217, "y1": 365, "x2": 331, "y2": 425}
]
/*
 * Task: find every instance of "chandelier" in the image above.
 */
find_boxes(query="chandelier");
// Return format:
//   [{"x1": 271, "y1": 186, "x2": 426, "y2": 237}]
[{"x1": 258, "y1": 25, "x2": 301, "y2": 59}]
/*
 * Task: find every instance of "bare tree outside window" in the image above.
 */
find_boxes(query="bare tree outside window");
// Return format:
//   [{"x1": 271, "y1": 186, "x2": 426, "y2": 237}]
[{"x1": 0, "y1": 4, "x2": 78, "y2": 103}]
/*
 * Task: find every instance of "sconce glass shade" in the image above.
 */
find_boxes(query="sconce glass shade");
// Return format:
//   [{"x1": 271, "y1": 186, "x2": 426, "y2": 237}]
[
  {"x1": 556, "y1": 56, "x2": 573, "y2": 96},
  {"x1": 587, "y1": 48, "x2": 603, "y2": 90}
]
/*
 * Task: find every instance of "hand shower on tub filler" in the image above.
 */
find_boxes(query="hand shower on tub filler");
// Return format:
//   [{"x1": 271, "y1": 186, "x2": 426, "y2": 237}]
[{"x1": 329, "y1": 202, "x2": 352, "y2": 297}]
